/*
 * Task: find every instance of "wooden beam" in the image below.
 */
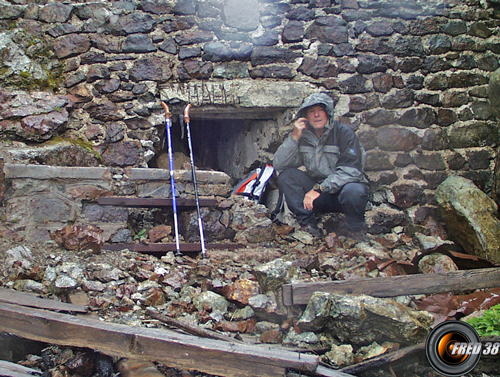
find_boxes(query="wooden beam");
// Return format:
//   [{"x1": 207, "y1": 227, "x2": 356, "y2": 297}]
[
  {"x1": 103, "y1": 243, "x2": 243, "y2": 254},
  {"x1": 283, "y1": 267, "x2": 500, "y2": 306},
  {"x1": 0, "y1": 302, "x2": 319, "y2": 377},
  {"x1": 96, "y1": 197, "x2": 217, "y2": 208},
  {"x1": 282, "y1": 284, "x2": 293, "y2": 306},
  {"x1": 339, "y1": 343, "x2": 425, "y2": 375},
  {"x1": 0, "y1": 360, "x2": 43, "y2": 377},
  {"x1": 147, "y1": 309, "x2": 243, "y2": 343},
  {"x1": 314, "y1": 365, "x2": 358, "y2": 377},
  {"x1": 0, "y1": 288, "x2": 87, "y2": 313}
]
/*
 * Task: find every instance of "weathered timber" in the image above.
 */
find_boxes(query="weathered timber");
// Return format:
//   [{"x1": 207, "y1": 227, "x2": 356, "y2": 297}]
[
  {"x1": 412, "y1": 246, "x2": 495, "y2": 270},
  {"x1": 103, "y1": 243, "x2": 243, "y2": 254},
  {"x1": 0, "y1": 287, "x2": 87, "y2": 313},
  {"x1": 283, "y1": 267, "x2": 500, "y2": 306},
  {"x1": 0, "y1": 302, "x2": 319, "y2": 377},
  {"x1": 339, "y1": 343, "x2": 425, "y2": 375},
  {"x1": 96, "y1": 197, "x2": 217, "y2": 208},
  {"x1": 314, "y1": 365, "x2": 359, "y2": 377},
  {"x1": 0, "y1": 360, "x2": 43, "y2": 377},
  {"x1": 147, "y1": 309, "x2": 243, "y2": 343}
]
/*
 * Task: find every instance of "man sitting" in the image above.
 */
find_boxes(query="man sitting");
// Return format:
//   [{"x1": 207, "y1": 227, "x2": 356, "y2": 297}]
[{"x1": 273, "y1": 93, "x2": 369, "y2": 237}]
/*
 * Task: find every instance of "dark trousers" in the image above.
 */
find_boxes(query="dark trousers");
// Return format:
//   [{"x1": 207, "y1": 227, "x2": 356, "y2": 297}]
[{"x1": 276, "y1": 168, "x2": 369, "y2": 230}]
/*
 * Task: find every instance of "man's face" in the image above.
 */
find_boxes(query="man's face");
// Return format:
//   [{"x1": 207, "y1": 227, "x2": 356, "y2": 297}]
[{"x1": 306, "y1": 105, "x2": 328, "y2": 130}]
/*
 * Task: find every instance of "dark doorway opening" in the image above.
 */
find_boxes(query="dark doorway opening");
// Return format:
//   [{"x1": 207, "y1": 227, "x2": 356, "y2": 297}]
[
  {"x1": 151, "y1": 106, "x2": 284, "y2": 181},
  {"x1": 188, "y1": 117, "x2": 248, "y2": 173}
]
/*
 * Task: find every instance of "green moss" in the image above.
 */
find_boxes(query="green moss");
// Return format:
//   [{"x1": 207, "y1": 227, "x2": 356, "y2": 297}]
[
  {"x1": 44, "y1": 66, "x2": 64, "y2": 92},
  {"x1": 14, "y1": 64, "x2": 64, "y2": 93},
  {"x1": 1, "y1": 27, "x2": 64, "y2": 92},
  {"x1": 37, "y1": 47, "x2": 53, "y2": 59},
  {"x1": 47, "y1": 137, "x2": 104, "y2": 164}
]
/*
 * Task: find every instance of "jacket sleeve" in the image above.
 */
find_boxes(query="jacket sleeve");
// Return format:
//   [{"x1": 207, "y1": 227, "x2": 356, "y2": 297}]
[
  {"x1": 320, "y1": 127, "x2": 366, "y2": 194},
  {"x1": 273, "y1": 135, "x2": 303, "y2": 172}
]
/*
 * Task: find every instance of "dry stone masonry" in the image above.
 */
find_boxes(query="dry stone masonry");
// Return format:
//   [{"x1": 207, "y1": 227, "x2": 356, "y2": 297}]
[
  {"x1": 1, "y1": 0, "x2": 500, "y2": 242},
  {"x1": 2, "y1": 163, "x2": 232, "y2": 242}
]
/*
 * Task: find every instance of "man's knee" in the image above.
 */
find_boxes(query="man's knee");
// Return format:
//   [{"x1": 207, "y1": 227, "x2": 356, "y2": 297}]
[
  {"x1": 339, "y1": 183, "x2": 369, "y2": 206},
  {"x1": 276, "y1": 168, "x2": 300, "y2": 188}
]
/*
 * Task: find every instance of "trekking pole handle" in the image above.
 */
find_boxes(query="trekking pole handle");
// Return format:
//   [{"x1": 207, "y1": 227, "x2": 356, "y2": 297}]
[
  {"x1": 184, "y1": 104, "x2": 191, "y2": 123},
  {"x1": 161, "y1": 102, "x2": 171, "y2": 119}
]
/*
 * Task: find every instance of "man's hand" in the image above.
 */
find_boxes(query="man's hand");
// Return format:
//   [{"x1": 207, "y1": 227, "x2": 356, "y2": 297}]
[
  {"x1": 303, "y1": 189, "x2": 320, "y2": 211},
  {"x1": 292, "y1": 117, "x2": 308, "y2": 141}
]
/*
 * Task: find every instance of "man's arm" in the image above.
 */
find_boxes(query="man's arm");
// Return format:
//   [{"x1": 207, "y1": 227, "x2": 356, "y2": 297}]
[
  {"x1": 273, "y1": 117, "x2": 308, "y2": 172},
  {"x1": 319, "y1": 125, "x2": 366, "y2": 194}
]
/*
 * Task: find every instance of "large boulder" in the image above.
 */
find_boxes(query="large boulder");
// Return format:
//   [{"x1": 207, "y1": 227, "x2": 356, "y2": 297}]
[
  {"x1": 435, "y1": 176, "x2": 500, "y2": 263},
  {"x1": 297, "y1": 292, "x2": 433, "y2": 346}
]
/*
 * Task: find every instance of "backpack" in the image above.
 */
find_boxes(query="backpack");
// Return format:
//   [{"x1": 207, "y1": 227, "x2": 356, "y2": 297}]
[{"x1": 232, "y1": 164, "x2": 275, "y2": 203}]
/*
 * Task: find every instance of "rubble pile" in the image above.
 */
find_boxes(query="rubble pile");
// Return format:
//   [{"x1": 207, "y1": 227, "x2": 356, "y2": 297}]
[
  {"x1": 0, "y1": 216, "x2": 498, "y2": 377},
  {"x1": 1, "y1": 174, "x2": 500, "y2": 376},
  {"x1": 1, "y1": 0, "x2": 500, "y2": 375}
]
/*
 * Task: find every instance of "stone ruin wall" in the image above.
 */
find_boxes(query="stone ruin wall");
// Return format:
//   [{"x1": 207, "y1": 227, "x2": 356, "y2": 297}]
[
  {"x1": 0, "y1": 163, "x2": 232, "y2": 243},
  {"x1": 1, "y1": 0, "x2": 500, "y2": 242}
]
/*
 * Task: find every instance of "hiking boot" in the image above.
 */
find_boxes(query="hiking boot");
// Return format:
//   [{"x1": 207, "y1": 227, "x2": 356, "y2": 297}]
[
  {"x1": 342, "y1": 223, "x2": 368, "y2": 242},
  {"x1": 300, "y1": 222, "x2": 322, "y2": 237}
]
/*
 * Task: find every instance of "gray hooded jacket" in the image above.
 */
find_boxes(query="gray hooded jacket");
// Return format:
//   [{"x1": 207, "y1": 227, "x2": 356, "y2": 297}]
[{"x1": 273, "y1": 93, "x2": 368, "y2": 194}]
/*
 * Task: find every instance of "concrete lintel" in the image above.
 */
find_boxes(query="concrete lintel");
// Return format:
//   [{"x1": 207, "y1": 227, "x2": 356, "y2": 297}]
[
  {"x1": 4, "y1": 164, "x2": 231, "y2": 185},
  {"x1": 160, "y1": 79, "x2": 317, "y2": 109},
  {"x1": 127, "y1": 168, "x2": 231, "y2": 183},
  {"x1": 4, "y1": 164, "x2": 110, "y2": 180}
]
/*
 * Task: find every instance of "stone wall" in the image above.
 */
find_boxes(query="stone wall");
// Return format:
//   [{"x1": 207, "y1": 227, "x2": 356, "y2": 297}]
[
  {"x1": 1, "y1": 163, "x2": 231, "y2": 242},
  {"x1": 1, "y1": 0, "x2": 500, "y2": 238}
]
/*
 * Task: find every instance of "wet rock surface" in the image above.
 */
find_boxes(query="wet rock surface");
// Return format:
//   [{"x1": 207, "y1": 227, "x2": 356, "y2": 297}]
[
  {"x1": 1, "y1": 0, "x2": 500, "y2": 375},
  {"x1": 1, "y1": 0, "x2": 500, "y2": 238},
  {"x1": 436, "y1": 176, "x2": 500, "y2": 263},
  {"x1": 0, "y1": 217, "x2": 499, "y2": 377}
]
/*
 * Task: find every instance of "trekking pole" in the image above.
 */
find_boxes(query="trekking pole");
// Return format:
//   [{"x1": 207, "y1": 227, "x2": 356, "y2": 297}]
[
  {"x1": 184, "y1": 104, "x2": 207, "y2": 259},
  {"x1": 161, "y1": 102, "x2": 181, "y2": 256}
]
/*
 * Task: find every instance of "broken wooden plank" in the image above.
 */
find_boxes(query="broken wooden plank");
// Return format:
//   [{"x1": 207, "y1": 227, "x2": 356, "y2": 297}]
[
  {"x1": 0, "y1": 360, "x2": 43, "y2": 377},
  {"x1": 412, "y1": 245, "x2": 495, "y2": 270},
  {"x1": 282, "y1": 284, "x2": 293, "y2": 306},
  {"x1": 103, "y1": 242, "x2": 244, "y2": 254},
  {"x1": 314, "y1": 365, "x2": 359, "y2": 377},
  {"x1": 339, "y1": 343, "x2": 425, "y2": 375},
  {"x1": 96, "y1": 197, "x2": 217, "y2": 208},
  {"x1": 0, "y1": 287, "x2": 87, "y2": 313},
  {"x1": 283, "y1": 267, "x2": 500, "y2": 306},
  {"x1": 147, "y1": 309, "x2": 243, "y2": 343},
  {"x1": 0, "y1": 302, "x2": 319, "y2": 377}
]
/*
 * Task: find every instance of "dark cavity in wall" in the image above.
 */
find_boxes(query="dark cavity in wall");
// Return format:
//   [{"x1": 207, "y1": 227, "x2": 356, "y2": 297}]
[
  {"x1": 151, "y1": 107, "x2": 283, "y2": 181},
  {"x1": 189, "y1": 117, "x2": 249, "y2": 174}
]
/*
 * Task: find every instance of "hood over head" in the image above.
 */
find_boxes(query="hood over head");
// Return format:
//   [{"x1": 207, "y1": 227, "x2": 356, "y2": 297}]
[{"x1": 296, "y1": 92, "x2": 335, "y2": 121}]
